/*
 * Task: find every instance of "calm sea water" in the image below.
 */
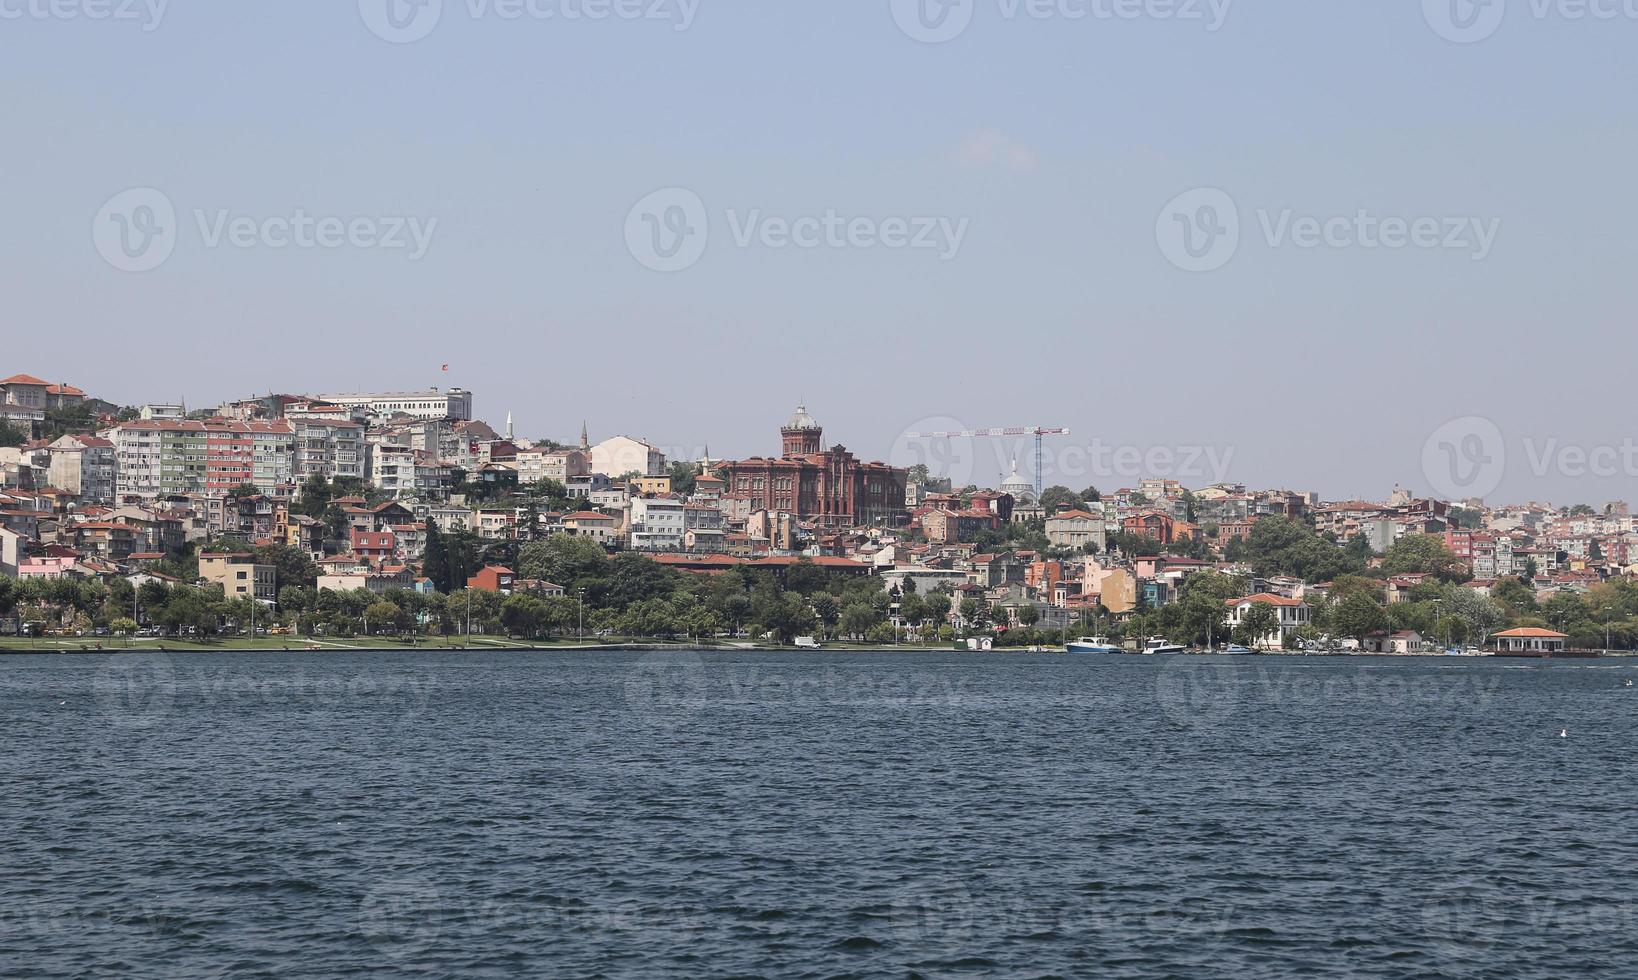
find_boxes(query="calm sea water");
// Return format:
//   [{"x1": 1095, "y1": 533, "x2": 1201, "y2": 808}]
[{"x1": 2, "y1": 649, "x2": 1636, "y2": 978}]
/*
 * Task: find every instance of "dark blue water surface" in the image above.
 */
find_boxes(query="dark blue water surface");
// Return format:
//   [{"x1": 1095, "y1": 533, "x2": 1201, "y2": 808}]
[{"x1": 3, "y1": 649, "x2": 1636, "y2": 978}]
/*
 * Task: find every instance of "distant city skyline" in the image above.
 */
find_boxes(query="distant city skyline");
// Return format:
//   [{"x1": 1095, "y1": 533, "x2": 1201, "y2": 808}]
[
  {"x1": 12, "y1": 369, "x2": 1635, "y2": 509},
  {"x1": 7, "y1": 4, "x2": 1635, "y2": 504}
]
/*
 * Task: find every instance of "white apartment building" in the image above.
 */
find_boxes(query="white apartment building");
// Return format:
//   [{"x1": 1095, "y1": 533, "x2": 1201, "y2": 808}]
[
  {"x1": 629, "y1": 496, "x2": 686, "y2": 551},
  {"x1": 294, "y1": 418, "x2": 365, "y2": 482},
  {"x1": 368, "y1": 417, "x2": 449, "y2": 456},
  {"x1": 369, "y1": 444, "x2": 450, "y2": 497},
  {"x1": 473, "y1": 509, "x2": 519, "y2": 540},
  {"x1": 591, "y1": 435, "x2": 667, "y2": 478},
  {"x1": 418, "y1": 504, "x2": 476, "y2": 534},
  {"x1": 515, "y1": 447, "x2": 591, "y2": 486},
  {"x1": 252, "y1": 425, "x2": 297, "y2": 492},
  {"x1": 1225, "y1": 594, "x2": 1312, "y2": 649},
  {"x1": 318, "y1": 387, "x2": 473, "y2": 421},
  {"x1": 108, "y1": 423, "x2": 163, "y2": 501},
  {"x1": 562, "y1": 509, "x2": 620, "y2": 545}
]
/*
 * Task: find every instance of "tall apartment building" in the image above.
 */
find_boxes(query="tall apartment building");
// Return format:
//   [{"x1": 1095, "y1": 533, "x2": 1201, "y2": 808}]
[
  {"x1": 293, "y1": 418, "x2": 365, "y2": 482},
  {"x1": 1448, "y1": 529, "x2": 1517, "y2": 579},
  {"x1": 46, "y1": 434, "x2": 117, "y2": 505},
  {"x1": 368, "y1": 417, "x2": 450, "y2": 456},
  {"x1": 629, "y1": 496, "x2": 686, "y2": 551},
  {"x1": 317, "y1": 387, "x2": 472, "y2": 421},
  {"x1": 368, "y1": 444, "x2": 449, "y2": 497},
  {"x1": 110, "y1": 419, "x2": 295, "y2": 501}
]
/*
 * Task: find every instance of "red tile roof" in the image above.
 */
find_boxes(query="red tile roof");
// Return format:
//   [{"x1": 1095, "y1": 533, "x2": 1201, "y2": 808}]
[
  {"x1": 1226, "y1": 593, "x2": 1307, "y2": 607},
  {"x1": 651, "y1": 554, "x2": 746, "y2": 567},
  {"x1": 748, "y1": 556, "x2": 871, "y2": 570}
]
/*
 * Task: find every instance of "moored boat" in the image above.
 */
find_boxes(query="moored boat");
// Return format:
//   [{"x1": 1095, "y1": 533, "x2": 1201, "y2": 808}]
[
  {"x1": 1066, "y1": 636, "x2": 1121, "y2": 654},
  {"x1": 1143, "y1": 638, "x2": 1187, "y2": 655}
]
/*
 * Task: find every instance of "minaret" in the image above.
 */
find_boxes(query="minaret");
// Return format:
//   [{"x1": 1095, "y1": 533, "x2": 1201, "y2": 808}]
[
  {"x1": 580, "y1": 421, "x2": 589, "y2": 450},
  {"x1": 505, "y1": 411, "x2": 514, "y2": 441}
]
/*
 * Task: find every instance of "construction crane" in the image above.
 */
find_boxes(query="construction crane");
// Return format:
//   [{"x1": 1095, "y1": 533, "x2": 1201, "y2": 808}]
[{"x1": 903, "y1": 426, "x2": 1072, "y2": 500}]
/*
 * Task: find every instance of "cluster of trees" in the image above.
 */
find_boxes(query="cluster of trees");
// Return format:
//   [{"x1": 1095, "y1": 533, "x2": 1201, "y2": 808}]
[
  {"x1": 1220, "y1": 515, "x2": 1375, "y2": 583},
  {"x1": 0, "y1": 575, "x2": 264, "y2": 639},
  {"x1": 2, "y1": 533, "x2": 954, "y2": 645},
  {"x1": 511, "y1": 535, "x2": 946, "y2": 644},
  {"x1": 420, "y1": 522, "x2": 492, "y2": 593},
  {"x1": 287, "y1": 474, "x2": 372, "y2": 544},
  {"x1": 1037, "y1": 485, "x2": 1104, "y2": 513},
  {"x1": 1106, "y1": 569, "x2": 1508, "y2": 651}
]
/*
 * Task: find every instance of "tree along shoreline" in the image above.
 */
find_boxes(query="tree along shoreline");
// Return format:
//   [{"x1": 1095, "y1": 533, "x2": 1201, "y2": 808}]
[{"x1": 4, "y1": 641, "x2": 1628, "y2": 658}]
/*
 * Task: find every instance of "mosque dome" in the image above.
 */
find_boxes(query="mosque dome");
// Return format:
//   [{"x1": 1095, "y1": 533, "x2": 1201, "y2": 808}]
[{"x1": 1000, "y1": 460, "x2": 1035, "y2": 503}]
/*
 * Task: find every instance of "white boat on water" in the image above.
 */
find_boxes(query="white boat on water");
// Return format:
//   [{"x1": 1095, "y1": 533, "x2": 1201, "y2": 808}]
[
  {"x1": 1066, "y1": 636, "x2": 1121, "y2": 654},
  {"x1": 1143, "y1": 638, "x2": 1187, "y2": 655}
]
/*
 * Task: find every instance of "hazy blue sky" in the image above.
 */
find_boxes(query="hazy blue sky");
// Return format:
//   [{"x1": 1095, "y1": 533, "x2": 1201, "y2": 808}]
[{"x1": 4, "y1": 1, "x2": 1634, "y2": 504}]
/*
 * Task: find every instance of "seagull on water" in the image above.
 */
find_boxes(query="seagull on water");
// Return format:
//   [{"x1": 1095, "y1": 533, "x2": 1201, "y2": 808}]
[{"x1": 1559, "y1": 729, "x2": 1569, "y2": 738}]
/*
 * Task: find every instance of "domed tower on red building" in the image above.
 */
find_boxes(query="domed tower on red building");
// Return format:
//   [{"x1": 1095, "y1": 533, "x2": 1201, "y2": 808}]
[
  {"x1": 780, "y1": 405, "x2": 824, "y2": 456},
  {"x1": 720, "y1": 405, "x2": 908, "y2": 530}
]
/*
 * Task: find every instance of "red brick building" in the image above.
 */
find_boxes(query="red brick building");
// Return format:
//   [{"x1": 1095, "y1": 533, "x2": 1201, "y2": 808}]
[
  {"x1": 1122, "y1": 510, "x2": 1179, "y2": 545},
  {"x1": 718, "y1": 406, "x2": 907, "y2": 530}
]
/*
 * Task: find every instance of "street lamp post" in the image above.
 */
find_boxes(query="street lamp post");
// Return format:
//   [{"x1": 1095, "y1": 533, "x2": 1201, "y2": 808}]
[{"x1": 577, "y1": 589, "x2": 585, "y2": 645}]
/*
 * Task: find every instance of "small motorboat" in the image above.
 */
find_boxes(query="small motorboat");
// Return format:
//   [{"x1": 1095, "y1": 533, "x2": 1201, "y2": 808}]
[
  {"x1": 1143, "y1": 638, "x2": 1186, "y2": 655},
  {"x1": 1219, "y1": 644, "x2": 1255, "y2": 656},
  {"x1": 1066, "y1": 636, "x2": 1121, "y2": 654}
]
